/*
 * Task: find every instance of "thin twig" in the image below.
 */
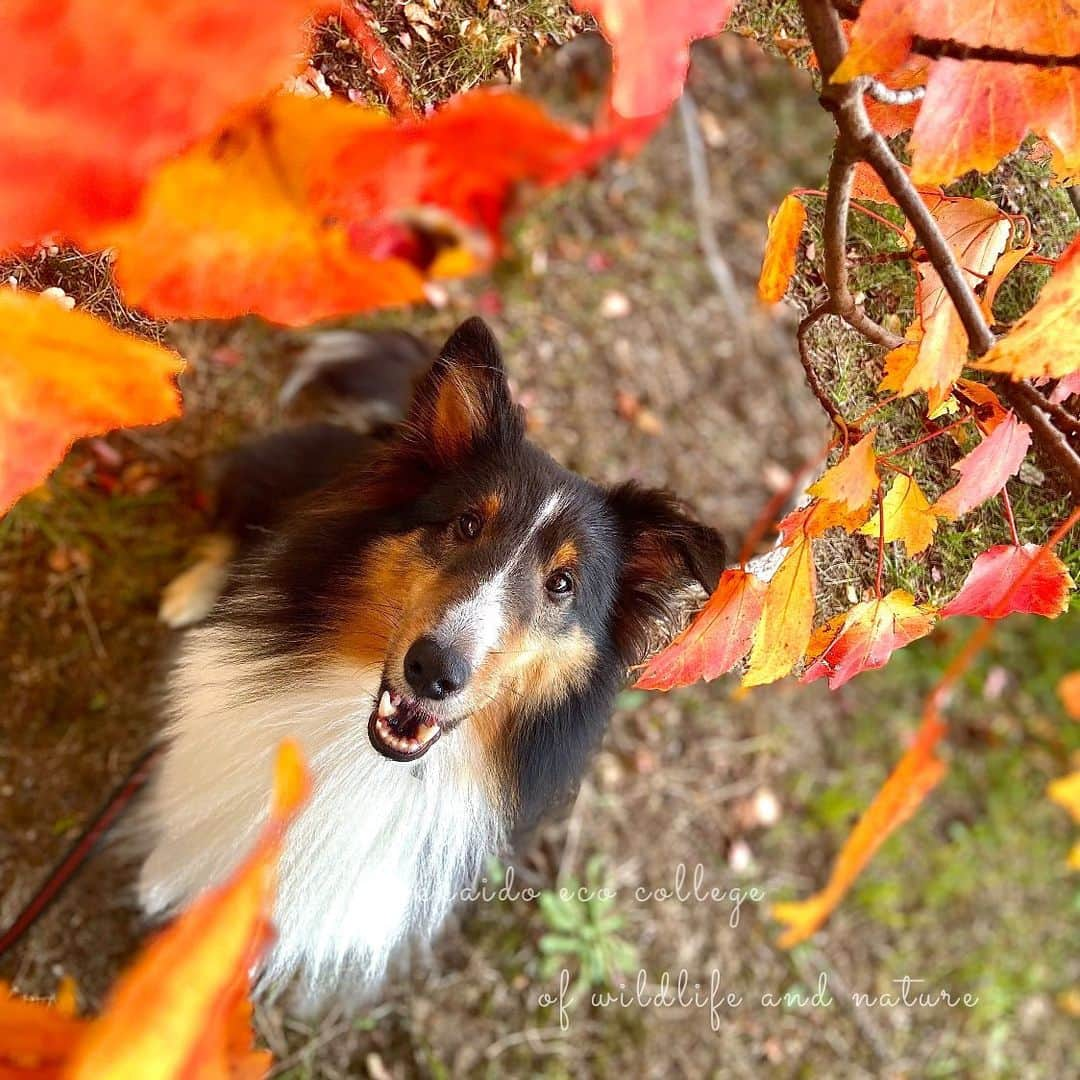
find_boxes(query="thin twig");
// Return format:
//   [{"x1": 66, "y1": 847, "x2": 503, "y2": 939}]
[
  {"x1": 912, "y1": 35, "x2": 1080, "y2": 70},
  {"x1": 336, "y1": 2, "x2": 417, "y2": 119},
  {"x1": 676, "y1": 92, "x2": 745, "y2": 349},
  {"x1": 996, "y1": 378, "x2": 1080, "y2": 497},
  {"x1": 1068, "y1": 186, "x2": 1080, "y2": 220},
  {"x1": 1009, "y1": 380, "x2": 1080, "y2": 436},
  {"x1": 798, "y1": 303, "x2": 852, "y2": 441}
]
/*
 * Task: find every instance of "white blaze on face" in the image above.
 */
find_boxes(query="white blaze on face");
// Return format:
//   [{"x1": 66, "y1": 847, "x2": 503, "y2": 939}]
[{"x1": 435, "y1": 490, "x2": 564, "y2": 668}]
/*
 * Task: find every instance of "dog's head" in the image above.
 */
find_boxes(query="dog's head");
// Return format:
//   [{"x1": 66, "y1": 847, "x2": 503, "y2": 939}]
[
  {"x1": 326, "y1": 318, "x2": 724, "y2": 770},
  {"x1": 261, "y1": 318, "x2": 724, "y2": 818}
]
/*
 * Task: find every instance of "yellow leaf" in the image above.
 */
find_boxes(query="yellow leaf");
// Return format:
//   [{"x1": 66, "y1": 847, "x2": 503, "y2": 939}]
[
  {"x1": 976, "y1": 235, "x2": 1080, "y2": 380},
  {"x1": 807, "y1": 432, "x2": 879, "y2": 516},
  {"x1": 859, "y1": 474, "x2": 938, "y2": 556},
  {"x1": 0, "y1": 291, "x2": 183, "y2": 514},
  {"x1": 743, "y1": 535, "x2": 816, "y2": 687},
  {"x1": 758, "y1": 194, "x2": 806, "y2": 303}
]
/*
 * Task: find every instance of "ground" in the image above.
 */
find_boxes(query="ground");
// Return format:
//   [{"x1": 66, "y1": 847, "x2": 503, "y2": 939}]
[{"x1": 1, "y1": 16, "x2": 1078, "y2": 1080}]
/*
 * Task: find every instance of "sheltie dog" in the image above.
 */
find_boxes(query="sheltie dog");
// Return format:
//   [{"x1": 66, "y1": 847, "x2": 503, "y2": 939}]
[{"x1": 137, "y1": 317, "x2": 725, "y2": 999}]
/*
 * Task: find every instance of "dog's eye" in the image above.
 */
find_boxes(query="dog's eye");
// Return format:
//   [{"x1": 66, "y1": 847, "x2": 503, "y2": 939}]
[
  {"x1": 456, "y1": 511, "x2": 482, "y2": 541},
  {"x1": 544, "y1": 570, "x2": 574, "y2": 598}
]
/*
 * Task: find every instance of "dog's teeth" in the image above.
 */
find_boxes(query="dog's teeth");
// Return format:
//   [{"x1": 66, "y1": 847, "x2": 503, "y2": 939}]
[
  {"x1": 416, "y1": 721, "x2": 438, "y2": 746},
  {"x1": 378, "y1": 690, "x2": 395, "y2": 719}
]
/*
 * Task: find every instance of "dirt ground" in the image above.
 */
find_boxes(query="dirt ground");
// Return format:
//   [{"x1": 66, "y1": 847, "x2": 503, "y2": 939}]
[{"x1": 2, "y1": 30, "x2": 1077, "y2": 1080}]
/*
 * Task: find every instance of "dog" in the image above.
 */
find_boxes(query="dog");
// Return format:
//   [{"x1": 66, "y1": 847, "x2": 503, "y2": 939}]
[{"x1": 137, "y1": 317, "x2": 725, "y2": 1000}]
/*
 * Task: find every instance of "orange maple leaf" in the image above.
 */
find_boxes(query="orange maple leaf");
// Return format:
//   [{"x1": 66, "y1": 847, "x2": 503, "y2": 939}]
[
  {"x1": 858, "y1": 474, "x2": 938, "y2": 556},
  {"x1": 0, "y1": 0, "x2": 313, "y2": 248},
  {"x1": 899, "y1": 197, "x2": 1013, "y2": 410},
  {"x1": 834, "y1": 0, "x2": 1080, "y2": 184},
  {"x1": 100, "y1": 91, "x2": 605, "y2": 326},
  {"x1": 757, "y1": 194, "x2": 806, "y2": 303},
  {"x1": 635, "y1": 568, "x2": 767, "y2": 690},
  {"x1": 573, "y1": 1, "x2": 736, "y2": 120},
  {"x1": 806, "y1": 432, "x2": 879, "y2": 517},
  {"x1": 0, "y1": 742, "x2": 309, "y2": 1079},
  {"x1": 931, "y1": 412, "x2": 1032, "y2": 520},
  {"x1": 801, "y1": 590, "x2": 936, "y2": 690},
  {"x1": 975, "y1": 234, "x2": 1080, "y2": 381},
  {"x1": 743, "y1": 534, "x2": 816, "y2": 688},
  {"x1": 772, "y1": 712, "x2": 947, "y2": 947},
  {"x1": 0, "y1": 291, "x2": 183, "y2": 513}
]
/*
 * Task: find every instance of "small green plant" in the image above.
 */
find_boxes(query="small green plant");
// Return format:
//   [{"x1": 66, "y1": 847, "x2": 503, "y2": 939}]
[{"x1": 537, "y1": 855, "x2": 639, "y2": 1001}]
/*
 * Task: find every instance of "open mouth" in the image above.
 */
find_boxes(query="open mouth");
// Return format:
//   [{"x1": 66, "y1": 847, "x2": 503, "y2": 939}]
[{"x1": 367, "y1": 681, "x2": 443, "y2": 762}]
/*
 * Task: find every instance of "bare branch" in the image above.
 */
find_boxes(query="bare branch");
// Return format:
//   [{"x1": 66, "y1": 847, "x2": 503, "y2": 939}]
[
  {"x1": 821, "y1": 144, "x2": 906, "y2": 349},
  {"x1": 911, "y1": 35, "x2": 1080, "y2": 70},
  {"x1": 996, "y1": 379, "x2": 1080, "y2": 497},
  {"x1": 676, "y1": 92, "x2": 745, "y2": 348},
  {"x1": 1008, "y1": 380, "x2": 1080, "y2": 437},
  {"x1": 799, "y1": 0, "x2": 1080, "y2": 500},
  {"x1": 798, "y1": 303, "x2": 854, "y2": 440}
]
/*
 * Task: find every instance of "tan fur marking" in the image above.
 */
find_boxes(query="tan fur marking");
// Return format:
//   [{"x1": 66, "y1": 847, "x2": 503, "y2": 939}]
[
  {"x1": 159, "y1": 533, "x2": 235, "y2": 628},
  {"x1": 432, "y1": 366, "x2": 486, "y2": 457},
  {"x1": 550, "y1": 540, "x2": 578, "y2": 571}
]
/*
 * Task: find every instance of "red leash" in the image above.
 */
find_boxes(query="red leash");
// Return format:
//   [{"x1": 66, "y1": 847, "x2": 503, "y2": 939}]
[{"x1": 0, "y1": 742, "x2": 165, "y2": 961}]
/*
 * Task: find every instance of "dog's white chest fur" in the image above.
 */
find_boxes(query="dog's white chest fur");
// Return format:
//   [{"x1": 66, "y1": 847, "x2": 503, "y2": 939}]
[{"x1": 137, "y1": 627, "x2": 504, "y2": 996}]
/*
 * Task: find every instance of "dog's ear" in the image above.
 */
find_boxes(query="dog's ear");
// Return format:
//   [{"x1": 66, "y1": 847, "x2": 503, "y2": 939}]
[
  {"x1": 406, "y1": 317, "x2": 522, "y2": 462},
  {"x1": 607, "y1": 482, "x2": 727, "y2": 669}
]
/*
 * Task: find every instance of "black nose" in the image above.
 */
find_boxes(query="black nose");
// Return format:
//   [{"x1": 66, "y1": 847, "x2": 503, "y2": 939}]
[{"x1": 403, "y1": 637, "x2": 470, "y2": 700}]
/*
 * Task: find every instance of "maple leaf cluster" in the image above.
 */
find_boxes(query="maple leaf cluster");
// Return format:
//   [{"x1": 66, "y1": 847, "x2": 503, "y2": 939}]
[{"x1": 0, "y1": 0, "x2": 1078, "y2": 993}]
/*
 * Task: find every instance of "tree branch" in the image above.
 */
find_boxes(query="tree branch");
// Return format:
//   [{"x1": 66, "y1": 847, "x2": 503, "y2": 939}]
[
  {"x1": 799, "y1": 0, "x2": 1080, "y2": 500},
  {"x1": 1007, "y1": 380, "x2": 1080, "y2": 437},
  {"x1": 798, "y1": 303, "x2": 854, "y2": 441},
  {"x1": 822, "y1": 145, "x2": 906, "y2": 349},
  {"x1": 911, "y1": 35, "x2": 1080, "y2": 70}
]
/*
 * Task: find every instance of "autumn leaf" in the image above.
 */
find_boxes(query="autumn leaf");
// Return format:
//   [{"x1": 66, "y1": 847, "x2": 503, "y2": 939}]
[
  {"x1": 806, "y1": 432, "x2": 879, "y2": 516},
  {"x1": 743, "y1": 535, "x2": 816, "y2": 687},
  {"x1": 877, "y1": 341, "x2": 919, "y2": 394},
  {"x1": 1060, "y1": 672, "x2": 1080, "y2": 720},
  {"x1": 801, "y1": 590, "x2": 936, "y2": 690},
  {"x1": 758, "y1": 194, "x2": 806, "y2": 303},
  {"x1": 66, "y1": 741, "x2": 310, "y2": 1079},
  {"x1": 899, "y1": 197, "x2": 1013, "y2": 410},
  {"x1": 1050, "y1": 371, "x2": 1080, "y2": 403},
  {"x1": 931, "y1": 412, "x2": 1032, "y2": 520},
  {"x1": 833, "y1": 0, "x2": 1080, "y2": 184},
  {"x1": 975, "y1": 234, "x2": 1080, "y2": 381},
  {"x1": 953, "y1": 378, "x2": 1008, "y2": 434},
  {"x1": 0, "y1": 291, "x2": 183, "y2": 514},
  {"x1": 940, "y1": 544, "x2": 1075, "y2": 619},
  {"x1": 101, "y1": 91, "x2": 605, "y2": 326},
  {"x1": 573, "y1": 1, "x2": 736, "y2": 119},
  {"x1": 772, "y1": 714, "x2": 946, "y2": 947},
  {"x1": 0, "y1": 979, "x2": 88, "y2": 1075},
  {"x1": 636, "y1": 568, "x2": 767, "y2": 689},
  {"x1": 979, "y1": 233, "x2": 1034, "y2": 322},
  {"x1": 859, "y1": 474, "x2": 937, "y2": 556},
  {"x1": 0, "y1": 0, "x2": 313, "y2": 247}
]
